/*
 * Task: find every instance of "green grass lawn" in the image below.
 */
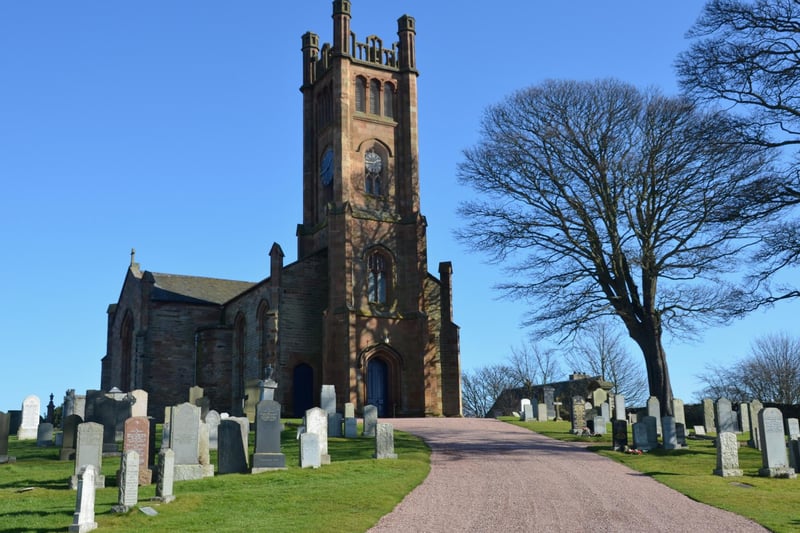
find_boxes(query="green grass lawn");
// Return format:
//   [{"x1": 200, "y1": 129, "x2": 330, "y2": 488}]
[
  {"x1": 506, "y1": 417, "x2": 800, "y2": 533},
  {"x1": 0, "y1": 421, "x2": 430, "y2": 533}
]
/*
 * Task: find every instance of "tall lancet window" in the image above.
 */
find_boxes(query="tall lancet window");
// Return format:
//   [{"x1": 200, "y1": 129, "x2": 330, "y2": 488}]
[{"x1": 368, "y1": 252, "x2": 389, "y2": 304}]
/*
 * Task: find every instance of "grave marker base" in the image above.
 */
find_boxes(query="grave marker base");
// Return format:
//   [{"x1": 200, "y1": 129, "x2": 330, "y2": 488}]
[{"x1": 758, "y1": 466, "x2": 796, "y2": 479}]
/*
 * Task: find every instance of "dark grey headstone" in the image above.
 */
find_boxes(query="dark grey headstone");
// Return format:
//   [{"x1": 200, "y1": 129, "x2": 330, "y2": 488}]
[
  {"x1": 714, "y1": 397, "x2": 735, "y2": 434},
  {"x1": 328, "y1": 412, "x2": 343, "y2": 438},
  {"x1": 612, "y1": 420, "x2": 628, "y2": 451},
  {"x1": 36, "y1": 423, "x2": 54, "y2": 447},
  {"x1": 218, "y1": 420, "x2": 249, "y2": 474},
  {"x1": 8, "y1": 410, "x2": 21, "y2": 436},
  {"x1": 252, "y1": 400, "x2": 286, "y2": 471},
  {"x1": 543, "y1": 387, "x2": 555, "y2": 419},
  {"x1": 320, "y1": 385, "x2": 336, "y2": 415},
  {"x1": 0, "y1": 411, "x2": 10, "y2": 458},
  {"x1": 662, "y1": 416, "x2": 678, "y2": 450},
  {"x1": 60, "y1": 414, "x2": 82, "y2": 461},
  {"x1": 676, "y1": 423, "x2": 687, "y2": 447},
  {"x1": 643, "y1": 416, "x2": 658, "y2": 449}
]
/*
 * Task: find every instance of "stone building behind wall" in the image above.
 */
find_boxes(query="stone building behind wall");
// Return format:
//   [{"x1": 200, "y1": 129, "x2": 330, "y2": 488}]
[{"x1": 101, "y1": 1, "x2": 462, "y2": 420}]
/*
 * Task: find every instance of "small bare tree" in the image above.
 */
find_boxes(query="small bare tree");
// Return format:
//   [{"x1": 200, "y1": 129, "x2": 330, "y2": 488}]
[
  {"x1": 508, "y1": 341, "x2": 563, "y2": 399},
  {"x1": 461, "y1": 364, "x2": 517, "y2": 418}
]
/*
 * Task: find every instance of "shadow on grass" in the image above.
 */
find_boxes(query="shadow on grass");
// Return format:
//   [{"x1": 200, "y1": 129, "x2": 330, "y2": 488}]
[{"x1": 0, "y1": 479, "x2": 73, "y2": 490}]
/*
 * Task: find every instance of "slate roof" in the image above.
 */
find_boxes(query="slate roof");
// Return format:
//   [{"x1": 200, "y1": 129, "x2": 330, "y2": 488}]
[{"x1": 149, "y1": 272, "x2": 257, "y2": 305}]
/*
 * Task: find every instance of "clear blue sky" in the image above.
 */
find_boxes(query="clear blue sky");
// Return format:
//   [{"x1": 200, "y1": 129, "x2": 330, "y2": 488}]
[{"x1": 2, "y1": 1, "x2": 798, "y2": 415}]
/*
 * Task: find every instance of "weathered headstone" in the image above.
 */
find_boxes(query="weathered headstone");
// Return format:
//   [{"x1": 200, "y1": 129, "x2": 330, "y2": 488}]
[
  {"x1": 612, "y1": 420, "x2": 628, "y2": 451},
  {"x1": 758, "y1": 407, "x2": 796, "y2": 478},
  {"x1": 693, "y1": 425, "x2": 706, "y2": 436},
  {"x1": 662, "y1": 416, "x2": 678, "y2": 450},
  {"x1": 522, "y1": 403, "x2": 534, "y2": 422},
  {"x1": 130, "y1": 389, "x2": 148, "y2": 418},
  {"x1": 632, "y1": 422, "x2": 650, "y2": 450},
  {"x1": 593, "y1": 416, "x2": 606, "y2": 435},
  {"x1": 789, "y1": 439, "x2": 800, "y2": 471},
  {"x1": 0, "y1": 411, "x2": 12, "y2": 463},
  {"x1": 714, "y1": 397, "x2": 735, "y2": 434},
  {"x1": 69, "y1": 465, "x2": 98, "y2": 532},
  {"x1": 647, "y1": 396, "x2": 661, "y2": 436},
  {"x1": 787, "y1": 418, "x2": 800, "y2": 441},
  {"x1": 702, "y1": 398, "x2": 716, "y2": 434},
  {"x1": 600, "y1": 403, "x2": 610, "y2": 425},
  {"x1": 543, "y1": 387, "x2": 555, "y2": 419},
  {"x1": 60, "y1": 414, "x2": 83, "y2": 461},
  {"x1": 300, "y1": 432, "x2": 321, "y2": 468},
  {"x1": 749, "y1": 400, "x2": 764, "y2": 449},
  {"x1": 161, "y1": 406, "x2": 172, "y2": 450},
  {"x1": 374, "y1": 423, "x2": 398, "y2": 459},
  {"x1": 252, "y1": 400, "x2": 286, "y2": 472},
  {"x1": 614, "y1": 394, "x2": 626, "y2": 422},
  {"x1": 344, "y1": 402, "x2": 355, "y2": 419},
  {"x1": 95, "y1": 395, "x2": 132, "y2": 452},
  {"x1": 205, "y1": 410, "x2": 221, "y2": 450},
  {"x1": 71, "y1": 422, "x2": 105, "y2": 489},
  {"x1": 244, "y1": 379, "x2": 261, "y2": 421},
  {"x1": 123, "y1": 417, "x2": 152, "y2": 485},
  {"x1": 535, "y1": 403, "x2": 547, "y2": 422},
  {"x1": 320, "y1": 385, "x2": 336, "y2": 415},
  {"x1": 218, "y1": 419, "x2": 249, "y2": 474},
  {"x1": 592, "y1": 389, "x2": 608, "y2": 410},
  {"x1": 520, "y1": 399, "x2": 531, "y2": 421},
  {"x1": 344, "y1": 416, "x2": 358, "y2": 438},
  {"x1": 713, "y1": 432, "x2": 743, "y2": 477},
  {"x1": 305, "y1": 407, "x2": 330, "y2": 465},
  {"x1": 8, "y1": 410, "x2": 21, "y2": 436},
  {"x1": 198, "y1": 422, "x2": 213, "y2": 478},
  {"x1": 570, "y1": 396, "x2": 586, "y2": 433},
  {"x1": 37, "y1": 422, "x2": 54, "y2": 447},
  {"x1": 363, "y1": 404, "x2": 378, "y2": 437},
  {"x1": 154, "y1": 448, "x2": 175, "y2": 503},
  {"x1": 676, "y1": 423, "x2": 687, "y2": 447},
  {"x1": 169, "y1": 402, "x2": 204, "y2": 481},
  {"x1": 671, "y1": 399, "x2": 685, "y2": 428},
  {"x1": 188, "y1": 386, "x2": 204, "y2": 406},
  {"x1": 112, "y1": 450, "x2": 139, "y2": 513},
  {"x1": 328, "y1": 412, "x2": 343, "y2": 438},
  {"x1": 738, "y1": 402, "x2": 751, "y2": 434},
  {"x1": 643, "y1": 416, "x2": 658, "y2": 450},
  {"x1": 18, "y1": 394, "x2": 40, "y2": 440}
]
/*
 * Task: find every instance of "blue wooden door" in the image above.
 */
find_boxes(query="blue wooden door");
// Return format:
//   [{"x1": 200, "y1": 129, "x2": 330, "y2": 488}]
[{"x1": 367, "y1": 358, "x2": 389, "y2": 416}]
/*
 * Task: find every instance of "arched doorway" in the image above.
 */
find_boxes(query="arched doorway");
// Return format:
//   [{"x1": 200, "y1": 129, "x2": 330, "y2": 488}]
[
  {"x1": 367, "y1": 357, "x2": 389, "y2": 416},
  {"x1": 293, "y1": 363, "x2": 314, "y2": 417}
]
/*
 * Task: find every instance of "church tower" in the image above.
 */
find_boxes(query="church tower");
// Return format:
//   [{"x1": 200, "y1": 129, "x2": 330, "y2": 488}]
[{"x1": 297, "y1": 1, "x2": 460, "y2": 416}]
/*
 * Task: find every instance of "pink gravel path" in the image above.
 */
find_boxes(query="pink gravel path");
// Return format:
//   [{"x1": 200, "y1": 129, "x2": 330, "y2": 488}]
[{"x1": 368, "y1": 418, "x2": 767, "y2": 533}]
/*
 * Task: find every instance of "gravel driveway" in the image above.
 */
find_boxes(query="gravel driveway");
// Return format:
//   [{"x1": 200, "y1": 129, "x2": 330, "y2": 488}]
[{"x1": 368, "y1": 418, "x2": 767, "y2": 533}]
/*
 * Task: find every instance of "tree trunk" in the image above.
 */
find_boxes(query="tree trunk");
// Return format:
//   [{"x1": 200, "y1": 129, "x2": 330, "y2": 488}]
[{"x1": 627, "y1": 318, "x2": 674, "y2": 418}]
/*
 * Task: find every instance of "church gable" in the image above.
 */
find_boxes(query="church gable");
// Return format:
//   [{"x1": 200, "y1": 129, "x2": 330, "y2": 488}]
[{"x1": 150, "y1": 272, "x2": 256, "y2": 305}]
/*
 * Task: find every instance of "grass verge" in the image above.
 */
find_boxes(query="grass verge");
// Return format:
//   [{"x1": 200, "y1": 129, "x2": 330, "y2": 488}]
[
  {"x1": 505, "y1": 417, "x2": 800, "y2": 533},
  {"x1": 0, "y1": 421, "x2": 430, "y2": 533}
]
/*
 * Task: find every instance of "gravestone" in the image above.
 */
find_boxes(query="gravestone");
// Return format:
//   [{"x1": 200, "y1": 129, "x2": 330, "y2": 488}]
[
  {"x1": 543, "y1": 387, "x2": 555, "y2": 419},
  {"x1": 130, "y1": 389, "x2": 148, "y2": 418},
  {"x1": 662, "y1": 416, "x2": 678, "y2": 450},
  {"x1": 593, "y1": 416, "x2": 606, "y2": 435},
  {"x1": 300, "y1": 432, "x2": 321, "y2": 468},
  {"x1": 592, "y1": 389, "x2": 608, "y2": 410},
  {"x1": 600, "y1": 403, "x2": 610, "y2": 425},
  {"x1": 112, "y1": 450, "x2": 139, "y2": 513},
  {"x1": 305, "y1": 407, "x2": 330, "y2": 465},
  {"x1": 228, "y1": 416, "x2": 251, "y2": 459},
  {"x1": 0, "y1": 411, "x2": 12, "y2": 463},
  {"x1": 95, "y1": 395, "x2": 132, "y2": 452},
  {"x1": 61, "y1": 414, "x2": 83, "y2": 461},
  {"x1": 713, "y1": 432, "x2": 743, "y2": 477},
  {"x1": 536, "y1": 403, "x2": 548, "y2": 422},
  {"x1": 37, "y1": 423, "x2": 54, "y2": 447},
  {"x1": 693, "y1": 425, "x2": 706, "y2": 436},
  {"x1": 188, "y1": 386, "x2": 204, "y2": 406},
  {"x1": 9, "y1": 410, "x2": 21, "y2": 436},
  {"x1": 123, "y1": 417, "x2": 152, "y2": 485},
  {"x1": 198, "y1": 422, "x2": 213, "y2": 477},
  {"x1": 363, "y1": 404, "x2": 378, "y2": 437},
  {"x1": 244, "y1": 379, "x2": 261, "y2": 421},
  {"x1": 643, "y1": 416, "x2": 658, "y2": 450},
  {"x1": 676, "y1": 423, "x2": 687, "y2": 447},
  {"x1": 758, "y1": 407, "x2": 796, "y2": 478},
  {"x1": 328, "y1": 412, "x2": 343, "y2": 438},
  {"x1": 344, "y1": 417, "x2": 358, "y2": 438},
  {"x1": 218, "y1": 419, "x2": 249, "y2": 474},
  {"x1": 374, "y1": 423, "x2": 397, "y2": 459},
  {"x1": 83, "y1": 390, "x2": 104, "y2": 423},
  {"x1": 749, "y1": 400, "x2": 764, "y2": 449},
  {"x1": 702, "y1": 398, "x2": 716, "y2": 434},
  {"x1": 169, "y1": 402, "x2": 204, "y2": 481},
  {"x1": 18, "y1": 394, "x2": 40, "y2": 440},
  {"x1": 195, "y1": 398, "x2": 211, "y2": 421},
  {"x1": 738, "y1": 402, "x2": 751, "y2": 434},
  {"x1": 789, "y1": 440, "x2": 800, "y2": 471},
  {"x1": 632, "y1": 422, "x2": 651, "y2": 451},
  {"x1": 787, "y1": 418, "x2": 800, "y2": 441},
  {"x1": 520, "y1": 399, "x2": 531, "y2": 421},
  {"x1": 522, "y1": 403, "x2": 534, "y2": 422},
  {"x1": 69, "y1": 465, "x2": 98, "y2": 532},
  {"x1": 570, "y1": 396, "x2": 586, "y2": 433},
  {"x1": 71, "y1": 422, "x2": 105, "y2": 489},
  {"x1": 344, "y1": 402, "x2": 355, "y2": 419},
  {"x1": 252, "y1": 400, "x2": 286, "y2": 472},
  {"x1": 162, "y1": 406, "x2": 172, "y2": 450},
  {"x1": 714, "y1": 397, "x2": 735, "y2": 434},
  {"x1": 671, "y1": 399, "x2": 685, "y2": 428},
  {"x1": 154, "y1": 448, "x2": 175, "y2": 503},
  {"x1": 63, "y1": 389, "x2": 76, "y2": 425},
  {"x1": 320, "y1": 385, "x2": 336, "y2": 415},
  {"x1": 205, "y1": 410, "x2": 221, "y2": 450},
  {"x1": 614, "y1": 394, "x2": 626, "y2": 422},
  {"x1": 612, "y1": 420, "x2": 628, "y2": 451},
  {"x1": 646, "y1": 396, "x2": 661, "y2": 436}
]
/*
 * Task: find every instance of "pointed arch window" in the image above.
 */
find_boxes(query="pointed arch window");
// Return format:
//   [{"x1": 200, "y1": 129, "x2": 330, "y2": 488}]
[
  {"x1": 367, "y1": 251, "x2": 390, "y2": 304},
  {"x1": 369, "y1": 79, "x2": 380, "y2": 114},
  {"x1": 383, "y1": 82, "x2": 395, "y2": 119},
  {"x1": 355, "y1": 77, "x2": 366, "y2": 113}
]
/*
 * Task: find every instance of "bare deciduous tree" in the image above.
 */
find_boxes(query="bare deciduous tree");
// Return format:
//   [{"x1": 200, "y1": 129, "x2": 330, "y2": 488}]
[
  {"x1": 565, "y1": 320, "x2": 648, "y2": 406},
  {"x1": 461, "y1": 364, "x2": 517, "y2": 418},
  {"x1": 696, "y1": 332, "x2": 800, "y2": 403},
  {"x1": 508, "y1": 342, "x2": 563, "y2": 400},
  {"x1": 677, "y1": 0, "x2": 800, "y2": 302},
  {"x1": 457, "y1": 79, "x2": 778, "y2": 416}
]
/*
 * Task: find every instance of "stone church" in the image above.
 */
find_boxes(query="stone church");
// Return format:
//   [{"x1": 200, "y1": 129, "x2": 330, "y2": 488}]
[{"x1": 101, "y1": 1, "x2": 462, "y2": 420}]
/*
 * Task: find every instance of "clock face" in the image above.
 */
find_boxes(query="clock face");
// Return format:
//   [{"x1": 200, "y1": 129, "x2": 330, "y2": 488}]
[
  {"x1": 320, "y1": 148, "x2": 334, "y2": 186},
  {"x1": 365, "y1": 151, "x2": 382, "y2": 174}
]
